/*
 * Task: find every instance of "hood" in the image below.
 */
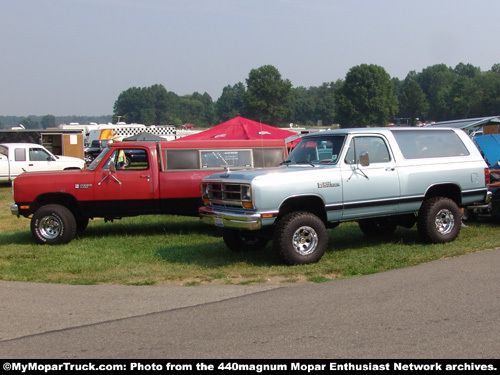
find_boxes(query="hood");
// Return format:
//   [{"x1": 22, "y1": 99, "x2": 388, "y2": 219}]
[
  {"x1": 203, "y1": 164, "x2": 332, "y2": 182},
  {"x1": 55, "y1": 155, "x2": 85, "y2": 163},
  {"x1": 14, "y1": 168, "x2": 90, "y2": 182}
]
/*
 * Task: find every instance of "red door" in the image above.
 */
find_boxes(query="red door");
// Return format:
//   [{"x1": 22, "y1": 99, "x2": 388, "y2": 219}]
[{"x1": 93, "y1": 148, "x2": 156, "y2": 216}]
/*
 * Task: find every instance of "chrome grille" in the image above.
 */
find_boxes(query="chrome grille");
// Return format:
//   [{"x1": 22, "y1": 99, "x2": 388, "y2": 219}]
[{"x1": 204, "y1": 182, "x2": 248, "y2": 207}]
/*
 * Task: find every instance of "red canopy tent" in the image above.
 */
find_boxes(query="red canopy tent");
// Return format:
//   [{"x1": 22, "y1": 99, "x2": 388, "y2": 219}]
[{"x1": 177, "y1": 116, "x2": 300, "y2": 146}]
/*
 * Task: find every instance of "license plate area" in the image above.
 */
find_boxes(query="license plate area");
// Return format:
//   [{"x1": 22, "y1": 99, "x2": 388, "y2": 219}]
[{"x1": 214, "y1": 216, "x2": 224, "y2": 227}]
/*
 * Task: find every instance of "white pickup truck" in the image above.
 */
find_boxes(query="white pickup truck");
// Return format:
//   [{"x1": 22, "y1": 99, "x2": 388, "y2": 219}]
[{"x1": 0, "y1": 143, "x2": 85, "y2": 183}]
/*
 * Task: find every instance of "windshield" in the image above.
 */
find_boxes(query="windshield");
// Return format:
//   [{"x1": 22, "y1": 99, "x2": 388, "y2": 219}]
[
  {"x1": 86, "y1": 147, "x2": 110, "y2": 170},
  {"x1": 284, "y1": 135, "x2": 346, "y2": 165}
]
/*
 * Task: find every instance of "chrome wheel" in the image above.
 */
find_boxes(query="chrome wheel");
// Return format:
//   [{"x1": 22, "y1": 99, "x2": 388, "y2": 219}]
[
  {"x1": 435, "y1": 208, "x2": 455, "y2": 235},
  {"x1": 292, "y1": 225, "x2": 319, "y2": 256},
  {"x1": 38, "y1": 215, "x2": 62, "y2": 240},
  {"x1": 31, "y1": 204, "x2": 77, "y2": 245}
]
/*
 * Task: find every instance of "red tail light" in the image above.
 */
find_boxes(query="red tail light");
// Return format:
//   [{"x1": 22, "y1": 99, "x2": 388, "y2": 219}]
[{"x1": 485, "y1": 168, "x2": 490, "y2": 185}]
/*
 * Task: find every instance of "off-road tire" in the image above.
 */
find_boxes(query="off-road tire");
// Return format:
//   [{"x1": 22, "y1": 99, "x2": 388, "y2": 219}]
[
  {"x1": 417, "y1": 197, "x2": 461, "y2": 243},
  {"x1": 31, "y1": 204, "x2": 77, "y2": 245},
  {"x1": 273, "y1": 211, "x2": 328, "y2": 265},
  {"x1": 222, "y1": 229, "x2": 269, "y2": 252}
]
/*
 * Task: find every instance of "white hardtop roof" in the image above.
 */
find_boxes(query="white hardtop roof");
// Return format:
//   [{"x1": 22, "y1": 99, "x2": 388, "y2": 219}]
[{"x1": 0, "y1": 142, "x2": 47, "y2": 148}]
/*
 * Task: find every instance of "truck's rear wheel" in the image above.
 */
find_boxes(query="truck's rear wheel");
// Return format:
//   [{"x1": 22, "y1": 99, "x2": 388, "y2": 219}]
[
  {"x1": 222, "y1": 229, "x2": 269, "y2": 252},
  {"x1": 417, "y1": 197, "x2": 461, "y2": 243},
  {"x1": 273, "y1": 211, "x2": 328, "y2": 265},
  {"x1": 31, "y1": 204, "x2": 77, "y2": 245}
]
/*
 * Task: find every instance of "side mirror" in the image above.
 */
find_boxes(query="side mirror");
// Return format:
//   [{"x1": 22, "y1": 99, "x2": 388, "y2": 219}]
[
  {"x1": 109, "y1": 163, "x2": 117, "y2": 173},
  {"x1": 359, "y1": 152, "x2": 370, "y2": 167}
]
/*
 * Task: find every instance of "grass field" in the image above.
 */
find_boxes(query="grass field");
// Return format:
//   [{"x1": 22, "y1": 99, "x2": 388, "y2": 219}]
[{"x1": 1, "y1": 183, "x2": 499, "y2": 286}]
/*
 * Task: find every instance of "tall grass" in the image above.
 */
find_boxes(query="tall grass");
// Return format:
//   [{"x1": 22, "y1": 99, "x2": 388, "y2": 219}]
[{"x1": 1, "y1": 184, "x2": 499, "y2": 285}]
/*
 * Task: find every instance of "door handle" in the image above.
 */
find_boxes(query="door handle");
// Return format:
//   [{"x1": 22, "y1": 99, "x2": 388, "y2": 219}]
[
  {"x1": 140, "y1": 175, "x2": 150, "y2": 179},
  {"x1": 385, "y1": 167, "x2": 395, "y2": 171}
]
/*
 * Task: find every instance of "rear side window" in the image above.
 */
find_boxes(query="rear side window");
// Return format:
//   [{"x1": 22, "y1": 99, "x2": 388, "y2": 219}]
[
  {"x1": 15, "y1": 148, "x2": 26, "y2": 161},
  {"x1": 392, "y1": 130, "x2": 470, "y2": 159},
  {"x1": 163, "y1": 149, "x2": 254, "y2": 170}
]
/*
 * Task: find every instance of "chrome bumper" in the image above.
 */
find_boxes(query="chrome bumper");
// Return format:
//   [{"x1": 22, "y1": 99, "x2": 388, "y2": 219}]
[
  {"x1": 467, "y1": 190, "x2": 492, "y2": 210},
  {"x1": 10, "y1": 203, "x2": 19, "y2": 216},
  {"x1": 199, "y1": 206, "x2": 263, "y2": 230}
]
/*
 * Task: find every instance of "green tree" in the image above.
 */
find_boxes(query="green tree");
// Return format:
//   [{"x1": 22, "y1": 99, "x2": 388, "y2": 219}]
[
  {"x1": 19, "y1": 116, "x2": 39, "y2": 129},
  {"x1": 178, "y1": 92, "x2": 216, "y2": 126},
  {"x1": 245, "y1": 65, "x2": 293, "y2": 126},
  {"x1": 445, "y1": 75, "x2": 482, "y2": 119},
  {"x1": 216, "y1": 82, "x2": 246, "y2": 122},
  {"x1": 415, "y1": 64, "x2": 455, "y2": 121},
  {"x1": 313, "y1": 81, "x2": 338, "y2": 126},
  {"x1": 475, "y1": 69, "x2": 500, "y2": 116},
  {"x1": 399, "y1": 79, "x2": 428, "y2": 125},
  {"x1": 292, "y1": 86, "x2": 315, "y2": 125},
  {"x1": 335, "y1": 64, "x2": 398, "y2": 127},
  {"x1": 114, "y1": 84, "x2": 170, "y2": 125},
  {"x1": 40, "y1": 115, "x2": 56, "y2": 129}
]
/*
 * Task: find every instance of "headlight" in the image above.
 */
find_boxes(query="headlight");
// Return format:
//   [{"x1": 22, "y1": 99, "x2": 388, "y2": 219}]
[{"x1": 241, "y1": 185, "x2": 251, "y2": 201}]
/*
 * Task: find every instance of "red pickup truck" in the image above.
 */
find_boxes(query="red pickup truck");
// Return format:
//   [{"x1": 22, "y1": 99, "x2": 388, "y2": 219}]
[{"x1": 11, "y1": 139, "x2": 289, "y2": 244}]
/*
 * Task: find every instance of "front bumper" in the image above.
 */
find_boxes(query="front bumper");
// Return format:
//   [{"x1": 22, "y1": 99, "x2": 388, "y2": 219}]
[
  {"x1": 199, "y1": 206, "x2": 263, "y2": 230},
  {"x1": 10, "y1": 203, "x2": 19, "y2": 216}
]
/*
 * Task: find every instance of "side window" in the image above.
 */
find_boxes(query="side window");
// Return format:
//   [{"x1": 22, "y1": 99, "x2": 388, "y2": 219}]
[
  {"x1": 345, "y1": 136, "x2": 391, "y2": 164},
  {"x1": 104, "y1": 149, "x2": 149, "y2": 170},
  {"x1": 29, "y1": 148, "x2": 52, "y2": 161},
  {"x1": 163, "y1": 149, "x2": 253, "y2": 170},
  {"x1": 392, "y1": 130, "x2": 470, "y2": 159},
  {"x1": 253, "y1": 148, "x2": 286, "y2": 167},
  {"x1": 165, "y1": 150, "x2": 200, "y2": 170},
  {"x1": 201, "y1": 150, "x2": 252, "y2": 169},
  {"x1": 14, "y1": 148, "x2": 26, "y2": 161}
]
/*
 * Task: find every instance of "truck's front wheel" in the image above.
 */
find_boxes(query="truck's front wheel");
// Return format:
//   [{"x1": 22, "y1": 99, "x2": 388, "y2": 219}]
[
  {"x1": 31, "y1": 204, "x2": 77, "y2": 245},
  {"x1": 273, "y1": 211, "x2": 328, "y2": 265},
  {"x1": 417, "y1": 197, "x2": 461, "y2": 243}
]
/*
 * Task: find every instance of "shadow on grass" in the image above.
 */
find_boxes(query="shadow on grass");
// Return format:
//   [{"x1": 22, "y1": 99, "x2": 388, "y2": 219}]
[
  {"x1": 155, "y1": 242, "x2": 279, "y2": 268},
  {"x1": 0, "y1": 216, "x2": 219, "y2": 245},
  {"x1": 82, "y1": 218, "x2": 218, "y2": 239},
  {"x1": 0, "y1": 231, "x2": 33, "y2": 245},
  {"x1": 154, "y1": 225, "x2": 424, "y2": 268}
]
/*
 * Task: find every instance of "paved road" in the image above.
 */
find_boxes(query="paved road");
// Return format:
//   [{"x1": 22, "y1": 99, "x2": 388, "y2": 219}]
[{"x1": 1, "y1": 249, "x2": 499, "y2": 359}]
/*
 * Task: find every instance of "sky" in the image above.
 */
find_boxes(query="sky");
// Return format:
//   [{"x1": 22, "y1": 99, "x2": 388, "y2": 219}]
[{"x1": 1, "y1": 0, "x2": 499, "y2": 116}]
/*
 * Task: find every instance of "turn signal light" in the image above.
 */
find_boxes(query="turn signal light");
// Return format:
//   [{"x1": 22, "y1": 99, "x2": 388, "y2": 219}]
[{"x1": 242, "y1": 202, "x2": 254, "y2": 209}]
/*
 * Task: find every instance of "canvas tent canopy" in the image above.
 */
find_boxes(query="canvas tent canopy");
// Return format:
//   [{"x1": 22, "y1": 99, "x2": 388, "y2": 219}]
[
  {"x1": 176, "y1": 116, "x2": 300, "y2": 147},
  {"x1": 123, "y1": 132, "x2": 166, "y2": 141},
  {"x1": 427, "y1": 116, "x2": 500, "y2": 134}
]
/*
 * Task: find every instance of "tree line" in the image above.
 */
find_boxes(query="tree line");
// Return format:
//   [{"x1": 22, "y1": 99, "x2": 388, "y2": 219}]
[
  {"x1": 114, "y1": 62, "x2": 500, "y2": 128},
  {"x1": 3, "y1": 62, "x2": 499, "y2": 129}
]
